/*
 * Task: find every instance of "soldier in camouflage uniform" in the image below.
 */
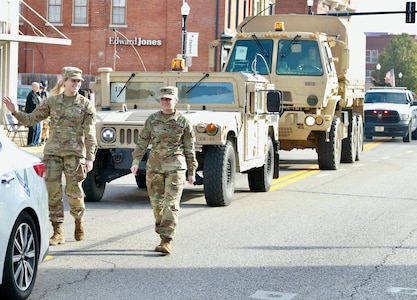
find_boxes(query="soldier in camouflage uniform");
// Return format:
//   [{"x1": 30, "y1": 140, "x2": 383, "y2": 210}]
[
  {"x1": 3, "y1": 66, "x2": 97, "y2": 246},
  {"x1": 130, "y1": 86, "x2": 198, "y2": 254}
]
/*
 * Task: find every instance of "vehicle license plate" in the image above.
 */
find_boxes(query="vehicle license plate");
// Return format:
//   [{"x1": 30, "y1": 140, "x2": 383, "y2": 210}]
[{"x1": 375, "y1": 126, "x2": 384, "y2": 132}]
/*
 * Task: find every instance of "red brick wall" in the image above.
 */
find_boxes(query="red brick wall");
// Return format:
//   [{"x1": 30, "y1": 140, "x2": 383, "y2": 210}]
[
  {"x1": 275, "y1": 0, "x2": 311, "y2": 14},
  {"x1": 19, "y1": 0, "x2": 225, "y2": 76}
]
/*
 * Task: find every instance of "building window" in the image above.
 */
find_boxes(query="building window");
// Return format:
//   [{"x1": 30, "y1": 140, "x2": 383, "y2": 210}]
[
  {"x1": 112, "y1": 0, "x2": 126, "y2": 25},
  {"x1": 366, "y1": 69, "x2": 373, "y2": 82},
  {"x1": 227, "y1": 0, "x2": 232, "y2": 29},
  {"x1": 48, "y1": 0, "x2": 62, "y2": 24},
  {"x1": 74, "y1": 0, "x2": 88, "y2": 24},
  {"x1": 366, "y1": 49, "x2": 378, "y2": 63}
]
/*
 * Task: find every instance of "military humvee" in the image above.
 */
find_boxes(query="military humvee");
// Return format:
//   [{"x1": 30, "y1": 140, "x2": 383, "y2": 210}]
[{"x1": 84, "y1": 68, "x2": 281, "y2": 206}]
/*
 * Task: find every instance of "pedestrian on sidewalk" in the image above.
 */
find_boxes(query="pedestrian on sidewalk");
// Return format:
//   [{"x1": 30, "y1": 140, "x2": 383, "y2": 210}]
[
  {"x1": 38, "y1": 79, "x2": 50, "y2": 144},
  {"x1": 2, "y1": 66, "x2": 97, "y2": 246},
  {"x1": 130, "y1": 86, "x2": 198, "y2": 255},
  {"x1": 24, "y1": 82, "x2": 41, "y2": 146}
]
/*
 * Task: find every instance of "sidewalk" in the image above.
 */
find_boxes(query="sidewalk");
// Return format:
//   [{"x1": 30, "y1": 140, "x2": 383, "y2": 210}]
[
  {"x1": 21, "y1": 143, "x2": 44, "y2": 157},
  {"x1": 2, "y1": 127, "x2": 44, "y2": 157}
]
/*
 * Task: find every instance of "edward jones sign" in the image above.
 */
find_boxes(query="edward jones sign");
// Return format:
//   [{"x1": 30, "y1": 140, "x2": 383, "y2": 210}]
[{"x1": 109, "y1": 37, "x2": 162, "y2": 46}]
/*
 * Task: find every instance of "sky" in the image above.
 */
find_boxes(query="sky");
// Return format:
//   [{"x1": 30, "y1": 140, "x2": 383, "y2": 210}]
[{"x1": 349, "y1": 0, "x2": 417, "y2": 34}]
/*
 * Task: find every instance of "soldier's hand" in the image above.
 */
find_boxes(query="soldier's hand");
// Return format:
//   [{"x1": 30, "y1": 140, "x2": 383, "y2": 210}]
[
  {"x1": 188, "y1": 175, "x2": 196, "y2": 185},
  {"x1": 86, "y1": 160, "x2": 93, "y2": 173},
  {"x1": 131, "y1": 165, "x2": 138, "y2": 175},
  {"x1": 2, "y1": 96, "x2": 16, "y2": 114}
]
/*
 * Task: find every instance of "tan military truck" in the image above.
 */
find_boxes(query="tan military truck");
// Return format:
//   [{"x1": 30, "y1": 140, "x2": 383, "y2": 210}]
[
  {"x1": 83, "y1": 68, "x2": 281, "y2": 206},
  {"x1": 220, "y1": 14, "x2": 366, "y2": 170}
]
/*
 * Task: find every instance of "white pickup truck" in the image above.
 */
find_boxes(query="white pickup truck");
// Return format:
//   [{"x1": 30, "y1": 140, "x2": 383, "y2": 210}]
[{"x1": 364, "y1": 87, "x2": 417, "y2": 142}]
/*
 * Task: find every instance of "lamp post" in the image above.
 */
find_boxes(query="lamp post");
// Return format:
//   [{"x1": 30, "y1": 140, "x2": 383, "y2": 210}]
[
  {"x1": 307, "y1": 0, "x2": 314, "y2": 15},
  {"x1": 181, "y1": 2, "x2": 190, "y2": 60},
  {"x1": 376, "y1": 63, "x2": 381, "y2": 85},
  {"x1": 398, "y1": 72, "x2": 403, "y2": 86}
]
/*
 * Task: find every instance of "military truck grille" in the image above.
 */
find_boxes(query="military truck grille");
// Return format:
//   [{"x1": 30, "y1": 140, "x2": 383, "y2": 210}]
[
  {"x1": 100, "y1": 126, "x2": 142, "y2": 146},
  {"x1": 364, "y1": 110, "x2": 399, "y2": 123},
  {"x1": 118, "y1": 128, "x2": 141, "y2": 144},
  {"x1": 283, "y1": 91, "x2": 293, "y2": 103},
  {"x1": 279, "y1": 127, "x2": 293, "y2": 138}
]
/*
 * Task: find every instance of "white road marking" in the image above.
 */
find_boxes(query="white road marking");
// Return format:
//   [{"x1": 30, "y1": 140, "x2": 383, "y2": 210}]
[
  {"x1": 249, "y1": 290, "x2": 297, "y2": 299},
  {"x1": 387, "y1": 287, "x2": 417, "y2": 295}
]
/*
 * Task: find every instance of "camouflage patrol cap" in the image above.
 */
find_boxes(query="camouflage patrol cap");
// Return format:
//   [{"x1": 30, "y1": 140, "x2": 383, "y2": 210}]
[
  {"x1": 159, "y1": 86, "x2": 178, "y2": 99},
  {"x1": 62, "y1": 66, "x2": 84, "y2": 81}
]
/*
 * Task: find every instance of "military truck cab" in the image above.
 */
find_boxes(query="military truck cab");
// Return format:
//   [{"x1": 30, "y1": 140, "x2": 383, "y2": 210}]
[{"x1": 222, "y1": 14, "x2": 365, "y2": 170}]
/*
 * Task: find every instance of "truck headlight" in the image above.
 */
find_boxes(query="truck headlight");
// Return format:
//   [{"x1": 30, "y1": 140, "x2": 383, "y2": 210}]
[
  {"x1": 195, "y1": 123, "x2": 219, "y2": 136},
  {"x1": 399, "y1": 113, "x2": 410, "y2": 121},
  {"x1": 101, "y1": 127, "x2": 116, "y2": 143},
  {"x1": 305, "y1": 116, "x2": 315, "y2": 126},
  {"x1": 305, "y1": 115, "x2": 324, "y2": 126}
]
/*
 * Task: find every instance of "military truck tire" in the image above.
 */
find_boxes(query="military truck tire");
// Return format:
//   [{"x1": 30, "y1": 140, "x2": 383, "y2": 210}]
[
  {"x1": 247, "y1": 137, "x2": 274, "y2": 192},
  {"x1": 341, "y1": 114, "x2": 358, "y2": 163},
  {"x1": 318, "y1": 116, "x2": 341, "y2": 170},
  {"x1": 203, "y1": 141, "x2": 236, "y2": 207},
  {"x1": 83, "y1": 163, "x2": 106, "y2": 202},
  {"x1": 355, "y1": 114, "x2": 364, "y2": 161}
]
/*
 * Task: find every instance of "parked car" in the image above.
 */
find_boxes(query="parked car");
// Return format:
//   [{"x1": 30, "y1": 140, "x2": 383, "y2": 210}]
[
  {"x1": 17, "y1": 85, "x2": 32, "y2": 111},
  {"x1": 0, "y1": 131, "x2": 49, "y2": 299},
  {"x1": 364, "y1": 87, "x2": 417, "y2": 142}
]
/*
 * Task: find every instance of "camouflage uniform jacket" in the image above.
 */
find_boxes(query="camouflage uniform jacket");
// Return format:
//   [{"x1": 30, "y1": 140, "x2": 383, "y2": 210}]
[
  {"x1": 13, "y1": 93, "x2": 97, "y2": 161},
  {"x1": 132, "y1": 110, "x2": 198, "y2": 176}
]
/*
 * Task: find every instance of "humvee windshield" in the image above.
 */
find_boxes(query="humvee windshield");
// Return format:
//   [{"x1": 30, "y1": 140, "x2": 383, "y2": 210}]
[
  {"x1": 117, "y1": 81, "x2": 234, "y2": 105},
  {"x1": 177, "y1": 82, "x2": 234, "y2": 104}
]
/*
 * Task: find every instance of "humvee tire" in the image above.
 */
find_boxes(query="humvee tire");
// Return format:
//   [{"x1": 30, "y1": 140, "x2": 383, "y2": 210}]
[
  {"x1": 247, "y1": 137, "x2": 274, "y2": 192},
  {"x1": 83, "y1": 162, "x2": 106, "y2": 202},
  {"x1": 203, "y1": 141, "x2": 236, "y2": 207}
]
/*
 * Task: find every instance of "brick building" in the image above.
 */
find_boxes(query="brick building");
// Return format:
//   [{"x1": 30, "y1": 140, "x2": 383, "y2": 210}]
[
  {"x1": 18, "y1": 0, "x2": 354, "y2": 79},
  {"x1": 18, "y1": 0, "x2": 273, "y2": 76}
]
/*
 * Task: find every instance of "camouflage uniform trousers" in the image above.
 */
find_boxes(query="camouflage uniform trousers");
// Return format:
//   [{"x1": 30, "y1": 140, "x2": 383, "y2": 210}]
[
  {"x1": 146, "y1": 168, "x2": 186, "y2": 240},
  {"x1": 44, "y1": 155, "x2": 87, "y2": 223}
]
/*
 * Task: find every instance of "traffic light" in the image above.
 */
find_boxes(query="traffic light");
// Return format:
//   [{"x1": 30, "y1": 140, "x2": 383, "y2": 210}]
[{"x1": 406, "y1": 2, "x2": 415, "y2": 23}]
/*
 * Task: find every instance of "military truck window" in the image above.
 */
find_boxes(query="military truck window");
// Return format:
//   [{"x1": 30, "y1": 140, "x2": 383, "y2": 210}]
[
  {"x1": 277, "y1": 40, "x2": 323, "y2": 76},
  {"x1": 177, "y1": 82, "x2": 234, "y2": 104},
  {"x1": 110, "y1": 82, "x2": 162, "y2": 104},
  {"x1": 224, "y1": 39, "x2": 273, "y2": 75}
]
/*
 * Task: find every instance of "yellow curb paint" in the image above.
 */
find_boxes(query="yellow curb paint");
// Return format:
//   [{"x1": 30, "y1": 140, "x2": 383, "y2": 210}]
[{"x1": 270, "y1": 140, "x2": 384, "y2": 191}]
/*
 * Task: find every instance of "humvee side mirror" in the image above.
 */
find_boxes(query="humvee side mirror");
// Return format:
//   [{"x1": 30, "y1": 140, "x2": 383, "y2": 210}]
[{"x1": 267, "y1": 91, "x2": 282, "y2": 113}]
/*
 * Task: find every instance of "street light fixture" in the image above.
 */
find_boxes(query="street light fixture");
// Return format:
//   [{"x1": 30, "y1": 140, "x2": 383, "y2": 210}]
[
  {"x1": 307, "y1": 0, "x2": 314, "y2": 15},
  {"x1": 398, "y1": 72, "x2": 403, "y2": 86},
  {"x1": 181, "y1": 2, "x2": 190, "y2": 60}
]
